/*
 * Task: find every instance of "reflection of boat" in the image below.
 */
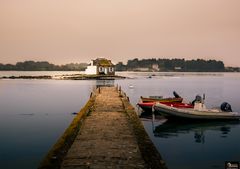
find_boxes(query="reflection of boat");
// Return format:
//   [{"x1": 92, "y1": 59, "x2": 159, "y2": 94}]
[
  {"x1": 137, "y1": 102, "x2": 193, "y2": 112},
  {"x1": 154, "y1": 102, "x2": 240, "y2": 120},
  {"x1": 139, "y1": 111, "x2": 166, "y2": 120},
  {"x1": 153, "y1": 121, "x2": 240, "y2": 143}
]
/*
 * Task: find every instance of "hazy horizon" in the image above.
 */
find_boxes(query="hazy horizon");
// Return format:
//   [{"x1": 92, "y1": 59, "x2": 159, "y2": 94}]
[
  {"x1": 0, "y1": 58, "x2": 233, "y2": 67},
  {"x1": 1, "y1": 0, "x2": 240, "y2": 66}
]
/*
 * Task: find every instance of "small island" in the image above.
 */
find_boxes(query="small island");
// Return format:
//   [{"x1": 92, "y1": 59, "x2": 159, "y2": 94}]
[{"x1": 0, "y1": 58, "x2": 126, "y2": 80}]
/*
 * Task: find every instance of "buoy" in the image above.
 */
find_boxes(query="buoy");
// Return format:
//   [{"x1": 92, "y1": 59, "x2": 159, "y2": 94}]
[{"x1": 129, "y1": 85, "x2": 134, "y2": 89}]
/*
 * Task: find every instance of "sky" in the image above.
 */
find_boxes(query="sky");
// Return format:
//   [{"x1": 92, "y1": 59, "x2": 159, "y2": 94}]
[{"x1": 0, "y1": 0, "x2": 240, "y2": 66}]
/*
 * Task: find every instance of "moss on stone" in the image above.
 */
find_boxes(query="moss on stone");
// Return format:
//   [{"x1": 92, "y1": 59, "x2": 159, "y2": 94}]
[
  {"x1": 121, "y1": 94, "x2": 168, "y2": 169},
  {"x1": 38, "y1": 88, "x2": 167, "y2": 169}
]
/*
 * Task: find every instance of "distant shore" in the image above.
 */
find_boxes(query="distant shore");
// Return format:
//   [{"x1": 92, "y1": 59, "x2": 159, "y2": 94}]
[{"x1": 1, "y1": 59, "x2": 240, "y2": 72}]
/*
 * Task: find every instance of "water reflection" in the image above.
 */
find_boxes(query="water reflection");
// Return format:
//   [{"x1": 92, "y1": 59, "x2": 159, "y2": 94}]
[
  {"x1": 153, "y1": 120, "x2": 240, "y2": 144},
  {"x1": 95, "y1": 80, "x2": 115, "y2": 88}
]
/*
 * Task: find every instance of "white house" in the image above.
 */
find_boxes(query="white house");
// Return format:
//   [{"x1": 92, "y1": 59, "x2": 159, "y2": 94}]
[{"x1": 85, "y1": 58, "x2": 115, "y2": 75}]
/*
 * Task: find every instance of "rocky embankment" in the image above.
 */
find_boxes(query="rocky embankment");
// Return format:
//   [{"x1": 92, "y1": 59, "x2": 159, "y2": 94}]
[{"x1": 0, "y1": 74, "x2": 126, "y2": 80}]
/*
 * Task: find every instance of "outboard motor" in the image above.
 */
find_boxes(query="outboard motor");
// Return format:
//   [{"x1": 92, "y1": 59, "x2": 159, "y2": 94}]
[
  {"x1": 220, "y1": 102, "x2": 232, "y2": 112},
  {"x1": 192, "y1": 95, "x2": 202, "y2": 105},
  {"x1": 173, "y1": 91, "x2": 181, "y2": 98}
]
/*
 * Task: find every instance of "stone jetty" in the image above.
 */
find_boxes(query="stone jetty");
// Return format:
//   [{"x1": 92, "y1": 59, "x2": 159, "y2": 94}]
[{"x1": 39, "y1": 86, "x2": 167, "y2": 169}]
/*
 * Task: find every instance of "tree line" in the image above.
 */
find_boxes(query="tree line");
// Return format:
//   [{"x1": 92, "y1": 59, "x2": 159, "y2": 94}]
[
  {"x1": 1, "y1": 59, "x2": 237, "y2": 72},
  {"x1": 115, "y1": 58, "x2": 226, "y2": 72},
  {"x1": 0, "y1": 61, "x2": 88, "y2": 71}
]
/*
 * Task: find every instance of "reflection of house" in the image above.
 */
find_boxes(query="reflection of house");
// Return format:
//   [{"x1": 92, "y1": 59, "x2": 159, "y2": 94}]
[
  {"x1": 174, "y1": 67, "x2": 182, "y2": 70},
  {"x1": 152, "y1": 64, "x2": 159, "y2": 71},
  {"x1": 133, "y1": 67, "x2": 149, "y2": 71},
  {"x1": 85, "y1": 58, "x2": 115, "y2": 75}
]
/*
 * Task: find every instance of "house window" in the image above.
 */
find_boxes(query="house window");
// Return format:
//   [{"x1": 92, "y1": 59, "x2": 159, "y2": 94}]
[
  {"x1": 99, "y1": 67, "x2": 104, "y2": 72},
  {"x1": 109, "y1": 67, "x2": 114, "y2": 72}
]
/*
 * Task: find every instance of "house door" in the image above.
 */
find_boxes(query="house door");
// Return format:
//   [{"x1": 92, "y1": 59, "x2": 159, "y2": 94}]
[{"x1": 104, "y1": 68, "x2": 108, "y2": 74}]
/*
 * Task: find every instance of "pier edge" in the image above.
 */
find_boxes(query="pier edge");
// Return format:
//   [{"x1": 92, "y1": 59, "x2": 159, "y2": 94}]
[{"x1": 38, "y1": 91, "x2": 96, "y2": 169}]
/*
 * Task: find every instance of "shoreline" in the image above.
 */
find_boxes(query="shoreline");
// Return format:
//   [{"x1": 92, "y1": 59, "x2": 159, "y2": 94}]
[{"x1": 1, "y1": 71, "x2": 240, "y2": 80}]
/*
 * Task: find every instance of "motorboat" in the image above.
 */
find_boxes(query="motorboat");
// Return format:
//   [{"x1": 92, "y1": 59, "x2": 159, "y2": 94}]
[
  {"x1": 140, "y1": 91, "x2": 183, "y2": 103},
  {"x1": 137, "y1": 101, "x2": 193, "y2": 112},
  {"x1": 140, "y1": 96, "x2": 183, "y2": 103},
  {"x1": 153, "y1": 101, "x2": 240, "y2": 120},
  {"x1": 137, "y1": 91, "x2": 185, "y2": 112}
]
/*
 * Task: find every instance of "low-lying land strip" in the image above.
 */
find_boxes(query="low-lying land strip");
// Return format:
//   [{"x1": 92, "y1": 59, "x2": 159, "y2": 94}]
[{"x1": 0, "y1": 74, "x2": 125, "y2": 80}]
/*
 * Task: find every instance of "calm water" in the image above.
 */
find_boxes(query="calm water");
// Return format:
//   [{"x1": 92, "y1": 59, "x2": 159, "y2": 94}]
[
  {"x1": 116, "y1": 72, "x2": 240, "y2": 169},
  {"x1": 0, "y1": 79, "x2": 94, "y2": 169},
  {"x1": 0, "y1": 71, "x2": 240, "y2": 169}
]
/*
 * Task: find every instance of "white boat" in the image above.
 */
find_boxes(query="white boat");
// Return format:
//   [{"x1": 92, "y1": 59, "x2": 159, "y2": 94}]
[{"x1": 154, "y1": 102, "x2": 240, "y2": 120}]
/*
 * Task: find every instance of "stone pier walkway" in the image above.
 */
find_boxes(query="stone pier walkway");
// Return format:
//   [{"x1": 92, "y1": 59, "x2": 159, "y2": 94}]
[{"x1": 61, "y1": 87, "x2": 146, "y2": 169}]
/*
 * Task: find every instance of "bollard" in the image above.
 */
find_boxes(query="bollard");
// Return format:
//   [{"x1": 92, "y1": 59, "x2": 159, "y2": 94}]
[
  {"x1": 118, "y1": 86, "x2": 122, "y2": 97},
  {"x1": 98, "y1": 87, "x2": 101, "y2": 94},
  {"x1": 90, "y1": 92, "x2": 92, "y2": 98}
]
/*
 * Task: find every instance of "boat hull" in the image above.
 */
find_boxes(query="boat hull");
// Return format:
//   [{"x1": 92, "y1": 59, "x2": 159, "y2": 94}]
[
  {"x1": 137, "y1": 102, "x2": 153, "y2": 112},
  {"x1": 154, "y1": 103, "x2": 240, "y2": 121},
  {"x1": 138, "y1": 102, "x2": 193, "y2": 113},
  {"x1": 141, "y1": 97, "x2": 183, "y2": 103}
]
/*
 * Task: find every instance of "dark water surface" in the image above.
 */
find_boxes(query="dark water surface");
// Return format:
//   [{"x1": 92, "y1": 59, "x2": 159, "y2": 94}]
[
  {"x1": 0, "y1": 72, "x2": 240, "y2": 169},
  {"x1": 116, "y1": 72, "x2": 240, "y2": 169},
  {"x1": 0, "y1": 79, "x2": 94, "y2": 169}
]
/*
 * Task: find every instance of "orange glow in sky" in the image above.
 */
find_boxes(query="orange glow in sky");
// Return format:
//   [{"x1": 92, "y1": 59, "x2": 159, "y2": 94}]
[{"x1": 0, "y1": 0, "x2": 240, "y2": 66}]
